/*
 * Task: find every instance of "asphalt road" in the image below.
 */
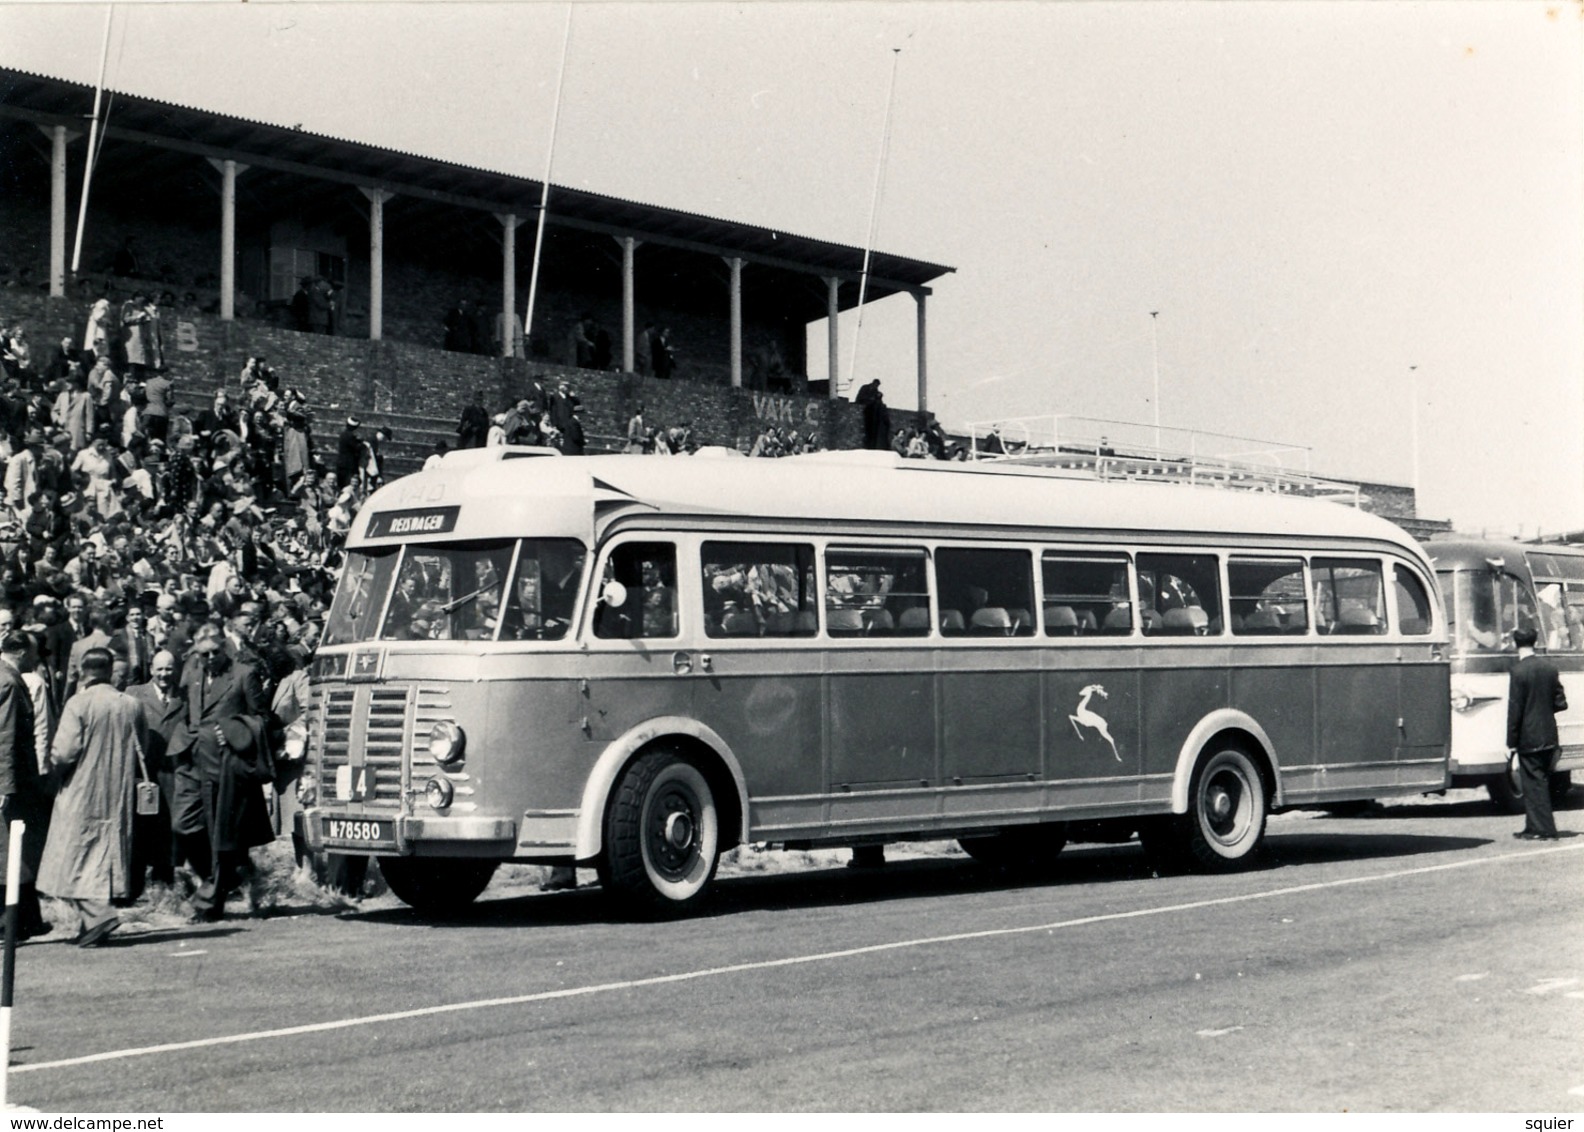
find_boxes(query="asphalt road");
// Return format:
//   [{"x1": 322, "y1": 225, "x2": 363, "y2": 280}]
[{"x1": 10, "y1": 790, "x2": 1584, "y2": 1113}]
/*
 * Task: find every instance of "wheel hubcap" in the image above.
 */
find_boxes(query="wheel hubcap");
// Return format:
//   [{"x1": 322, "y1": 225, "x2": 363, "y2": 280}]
[
  {"x1": 1202, "y1": 765, "x2": 1250, "y2": 844},
  {"x1": 664, "y1": 811, "x2": 694, "y2": 851}
]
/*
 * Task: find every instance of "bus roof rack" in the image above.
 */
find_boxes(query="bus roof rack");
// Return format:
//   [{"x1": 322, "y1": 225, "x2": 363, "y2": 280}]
[{"x1": 964, "y1": 414, "x2": 1365, "y2": 507}]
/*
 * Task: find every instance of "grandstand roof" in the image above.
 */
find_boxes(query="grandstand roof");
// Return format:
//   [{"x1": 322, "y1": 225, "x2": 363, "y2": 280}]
[{"x1": 0, "y1": 66, "x2": 953, "y2": 303}]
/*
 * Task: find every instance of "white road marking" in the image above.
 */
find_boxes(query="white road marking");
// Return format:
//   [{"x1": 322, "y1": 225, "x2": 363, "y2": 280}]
[
  {"x1": 1195, "y1": 1026, "x2": 1244, "y2": 1038},
  {"x1": 16, "y1": 841, "x2": 1584, "y2": 1076},
  {"x1": 1570, "y1": 1084, "x2": 1584, "y2": 1097},
  {"x1": 169, "y1": 950, "x2": 208, "y2": 959},
  {"x1": 1453, "y1": 973, "x2": 1490, "y2": 982},
  {"x1": 1524, "y1": 978, "x2": 1580, "y2": 996}
]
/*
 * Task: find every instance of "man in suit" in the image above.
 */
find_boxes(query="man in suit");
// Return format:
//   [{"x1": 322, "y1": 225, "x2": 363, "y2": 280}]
[
  {"x1": 113, "y1": 602, "x2": 155, "y2": 689},
  {"x1": 127, "y1": 649, "x2": 193, "y2": 888},
  {"x1": 1507, "y1": 625, "x2": 1569, "y2": 840},
  {"x1": 0, "y1": 633, "x2": 51, "y2": 939},
  {"x1": 65, "y1": 606, "x2": 114, "y2": 699},
  {"x1": 175, "y1": 625, "x2": 272, "y2": 919}
]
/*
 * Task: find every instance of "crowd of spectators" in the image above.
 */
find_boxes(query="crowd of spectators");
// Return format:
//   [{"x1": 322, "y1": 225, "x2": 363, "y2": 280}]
[{"x1": 0, "y1": 287, "x2": 389, "y2": 943}]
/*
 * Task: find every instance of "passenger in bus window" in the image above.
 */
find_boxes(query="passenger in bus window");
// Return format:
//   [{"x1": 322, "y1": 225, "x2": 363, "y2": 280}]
[
  {"x1": 535, "y1": 541, "x2": 586, "y2": 636},
  {"x1": 398, "y1": 601, "x2": 443, "y2": 640},
  {"x1": 386, "y1": 569, "x2": 420, "y2": 632}
]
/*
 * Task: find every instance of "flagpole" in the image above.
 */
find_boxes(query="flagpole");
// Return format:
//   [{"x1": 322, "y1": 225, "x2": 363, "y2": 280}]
[
  {"x1": 70, "y1": 3, "x2": 116, "y2": 277},
  {"x1": 844, "y1": 47, "x2": 902, "y2": 398},
  {"x1": 524, "y1": 4, "x2": 574, "y2": 346}
]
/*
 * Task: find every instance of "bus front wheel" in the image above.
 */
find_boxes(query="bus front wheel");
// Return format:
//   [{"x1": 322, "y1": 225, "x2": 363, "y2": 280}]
[
  {"x1": 1143, "y1": 747, "x2": 1268, "y2": 873},
  {"x1": 599, "y1": 750, "x2": 720, "y2": 917},
  {"x1": 378, "y1": 857, "x2": 498, "y2": 916}
]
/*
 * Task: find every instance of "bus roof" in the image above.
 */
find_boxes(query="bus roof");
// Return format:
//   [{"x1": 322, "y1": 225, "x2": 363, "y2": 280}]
[
  {"x1": 350, "y1": 448, "x2": 1428, "y2": 559},
  {"x1": 1425, "y1": 537, "x2": 1584, "y2": 572}
]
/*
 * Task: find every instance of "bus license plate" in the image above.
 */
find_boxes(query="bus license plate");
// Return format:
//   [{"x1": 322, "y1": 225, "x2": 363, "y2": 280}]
[{"x1": 321, "y1": 817, "x2": 396, "y2": 849}]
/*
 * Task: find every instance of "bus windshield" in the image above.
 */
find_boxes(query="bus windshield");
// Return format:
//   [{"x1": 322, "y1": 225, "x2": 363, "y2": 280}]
[
  {"x1": 323, "y1": 538, "x2": 587, "y2": 645},
  {"x1": 1441, "y1": 568, "x2": 1537, "y2": 655}
]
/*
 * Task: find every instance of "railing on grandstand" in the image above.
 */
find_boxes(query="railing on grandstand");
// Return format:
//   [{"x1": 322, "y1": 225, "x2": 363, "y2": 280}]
[{"x1": 963, "y1": 414, "x2": 1364, "y2": 507}]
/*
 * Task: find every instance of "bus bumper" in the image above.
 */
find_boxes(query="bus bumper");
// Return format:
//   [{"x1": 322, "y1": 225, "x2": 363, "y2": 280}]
[{"x1": 304, "y1": 808, "x2": 518, "y2": 856}]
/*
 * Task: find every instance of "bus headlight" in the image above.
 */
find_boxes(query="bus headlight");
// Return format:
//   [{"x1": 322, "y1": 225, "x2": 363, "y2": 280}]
[
  {"x1": 424, "y1": 775, "x2": 455, "y2": 810},
  {"x1": 428, "y1": 721, "x2": 466, "y2": 768},
  {"x1": 297, "y1": 771, "x2": 318, "y2": 807},
  {"x1": 1451, "y1": 689, "x2": 1472, "y2": 713},
  {"x1": 283, "y1": 720, "x2": 308, "y2": 760}
]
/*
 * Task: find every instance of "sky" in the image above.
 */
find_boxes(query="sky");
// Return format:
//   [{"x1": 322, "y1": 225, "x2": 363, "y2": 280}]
[{"x1": 2, "y1": 0, "x2": 1581, "y2": 536}]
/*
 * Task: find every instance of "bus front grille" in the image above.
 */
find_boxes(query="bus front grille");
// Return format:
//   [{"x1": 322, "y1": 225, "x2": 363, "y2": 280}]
[{"x1": 313, "y1": 683, "x2": 453, "y2": 813}]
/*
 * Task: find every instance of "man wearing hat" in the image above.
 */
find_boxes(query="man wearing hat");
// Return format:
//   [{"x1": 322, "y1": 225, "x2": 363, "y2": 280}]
[
  {"x1": 335, "y1": 416, "x2": 363, "y2": 489},
  {"x1": 37, "y1": 647, "x2": 148, "y2": 946},
  {"x1": 172, "y1": 624, "x2": 272, "y2": 919}
]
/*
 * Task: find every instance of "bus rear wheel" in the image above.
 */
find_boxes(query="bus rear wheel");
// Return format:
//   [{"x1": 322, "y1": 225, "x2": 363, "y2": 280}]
[
  {"x1": 1143, "y1": 747, "x2": 1268, "y2": 873},
  {"x1": 598, "y1": 750, "x2": 720, "y2": 918},
  {"x1": 958, "y1": 824, "x2": 1067, "y2": 872},
  {"x1": 378, "y1": 857, "x2": 498, "y2": 916}
]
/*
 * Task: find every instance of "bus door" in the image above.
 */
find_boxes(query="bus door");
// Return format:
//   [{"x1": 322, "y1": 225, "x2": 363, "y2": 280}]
[
  {"x1": 1042, "y1": 552, "x2": 1143, "y2": 808},
  {"x1": 823, "y1": 546, "x2": 940, "y2": 809},
  {"x1": 933, "y1": 547, "x2": 1042, "y2": 809},
  {"x1": 693, "y1": 540, "x2": 825, "y2": 820},
  {"x1": 1225, "y1": 556, "x2": 1316, "y2": 797},
  {"x1": 1135, "y1": 553, "x2": 1227, "y2": 795},
  {"x1": 1391, "y1": 562, "x2": 1451, "y2": 787},
  {"x1": 581, "y1": 539, "x2": 695, "y2": 745},
  {"x1": 1313, "y1": 557, "x2": 1399, "y2": 791}
]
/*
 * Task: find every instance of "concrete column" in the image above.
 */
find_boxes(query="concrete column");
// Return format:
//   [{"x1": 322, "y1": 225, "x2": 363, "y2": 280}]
[
  {"x1": 825, "y1": 276, "x2": 841, "y2": 400},
  {"x1": 915, "y1": 289, "x2": 929, "y2": 414},
  {"x1": 497, "y1": 213, "x2": 525, "y2": 357},
  {"x1": 615, "y1": 235, "x2": 641, "y2": 372},
  {"x1": 361, "y1": 188, "x2": 395, "y2": 341},
  {"x1": 207, "y1": 158, "x2": 249, "y2": 321},
  {"x1": 725, "y1": 256, "x2": 744, "y2": 388},
  {"x1": 39, "y1": 125, "x2": 79, "y2": 298}
]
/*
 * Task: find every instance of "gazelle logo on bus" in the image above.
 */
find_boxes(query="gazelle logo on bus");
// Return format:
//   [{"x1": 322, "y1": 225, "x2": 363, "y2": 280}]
[{"x1": 1069, "y1": 684, "x2": 1121, "y2": 762}]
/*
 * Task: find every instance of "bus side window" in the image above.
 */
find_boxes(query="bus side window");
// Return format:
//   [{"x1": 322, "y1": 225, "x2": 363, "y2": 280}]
[
  {"x1": 501, "y1": 539, "x2": 589, "y2": 641},
  {"x1": 1535, "y1": 581, "x2": 1571, "y2": 651},
  {"x1": 702, "y1": 542, "x2": 816, "y2": 639},
  {"x1": 1313, "y1": 558, "x2": 1386, "y2": 635},
  {"x1": 1229, "y1": 557, "x2": 1308, "y2": 636},
  {"x1": 594, "y1": 541, "x2": 677, "y2": 640},
  {"x1": 1136, "y1": 553, "x2": 1222, "y2": 636},
  {"x1": 1041, "y1": 554, "x2": 1131, "y2": 637},
  {"x1": 824, "y1": 547, "x2": 930, "y2": 638},
  {"x1": 935, "y1": 547, "x2": 1035, "y2": 638},
  {"x1": 1392, "y1": 564, "x2": 1434, "y2": 636}
]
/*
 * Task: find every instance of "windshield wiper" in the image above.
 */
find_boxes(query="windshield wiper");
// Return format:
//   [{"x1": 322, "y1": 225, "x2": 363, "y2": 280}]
[{"x1": 440, "y1": 585, "x2": 491, "y2": 615}]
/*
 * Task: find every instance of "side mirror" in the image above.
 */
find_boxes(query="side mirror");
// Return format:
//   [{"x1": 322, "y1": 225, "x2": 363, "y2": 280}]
[{"x1": 600, "y1": 580, "x2": 628, "y2": 608}]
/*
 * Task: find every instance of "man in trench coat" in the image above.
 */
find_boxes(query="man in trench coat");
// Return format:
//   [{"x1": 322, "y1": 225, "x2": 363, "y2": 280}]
[{"x1": 36, "y1": 648, "x2": 147, "y2": 946}]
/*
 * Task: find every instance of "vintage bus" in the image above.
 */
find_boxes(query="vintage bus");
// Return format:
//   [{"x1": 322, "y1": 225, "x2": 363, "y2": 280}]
[
  {"x1": 298, "y1": 447, "x2": 1450, "y2": 916},
  {"x1": 1424, "y1": 537, "x2": 1582, "y2": 810}
]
